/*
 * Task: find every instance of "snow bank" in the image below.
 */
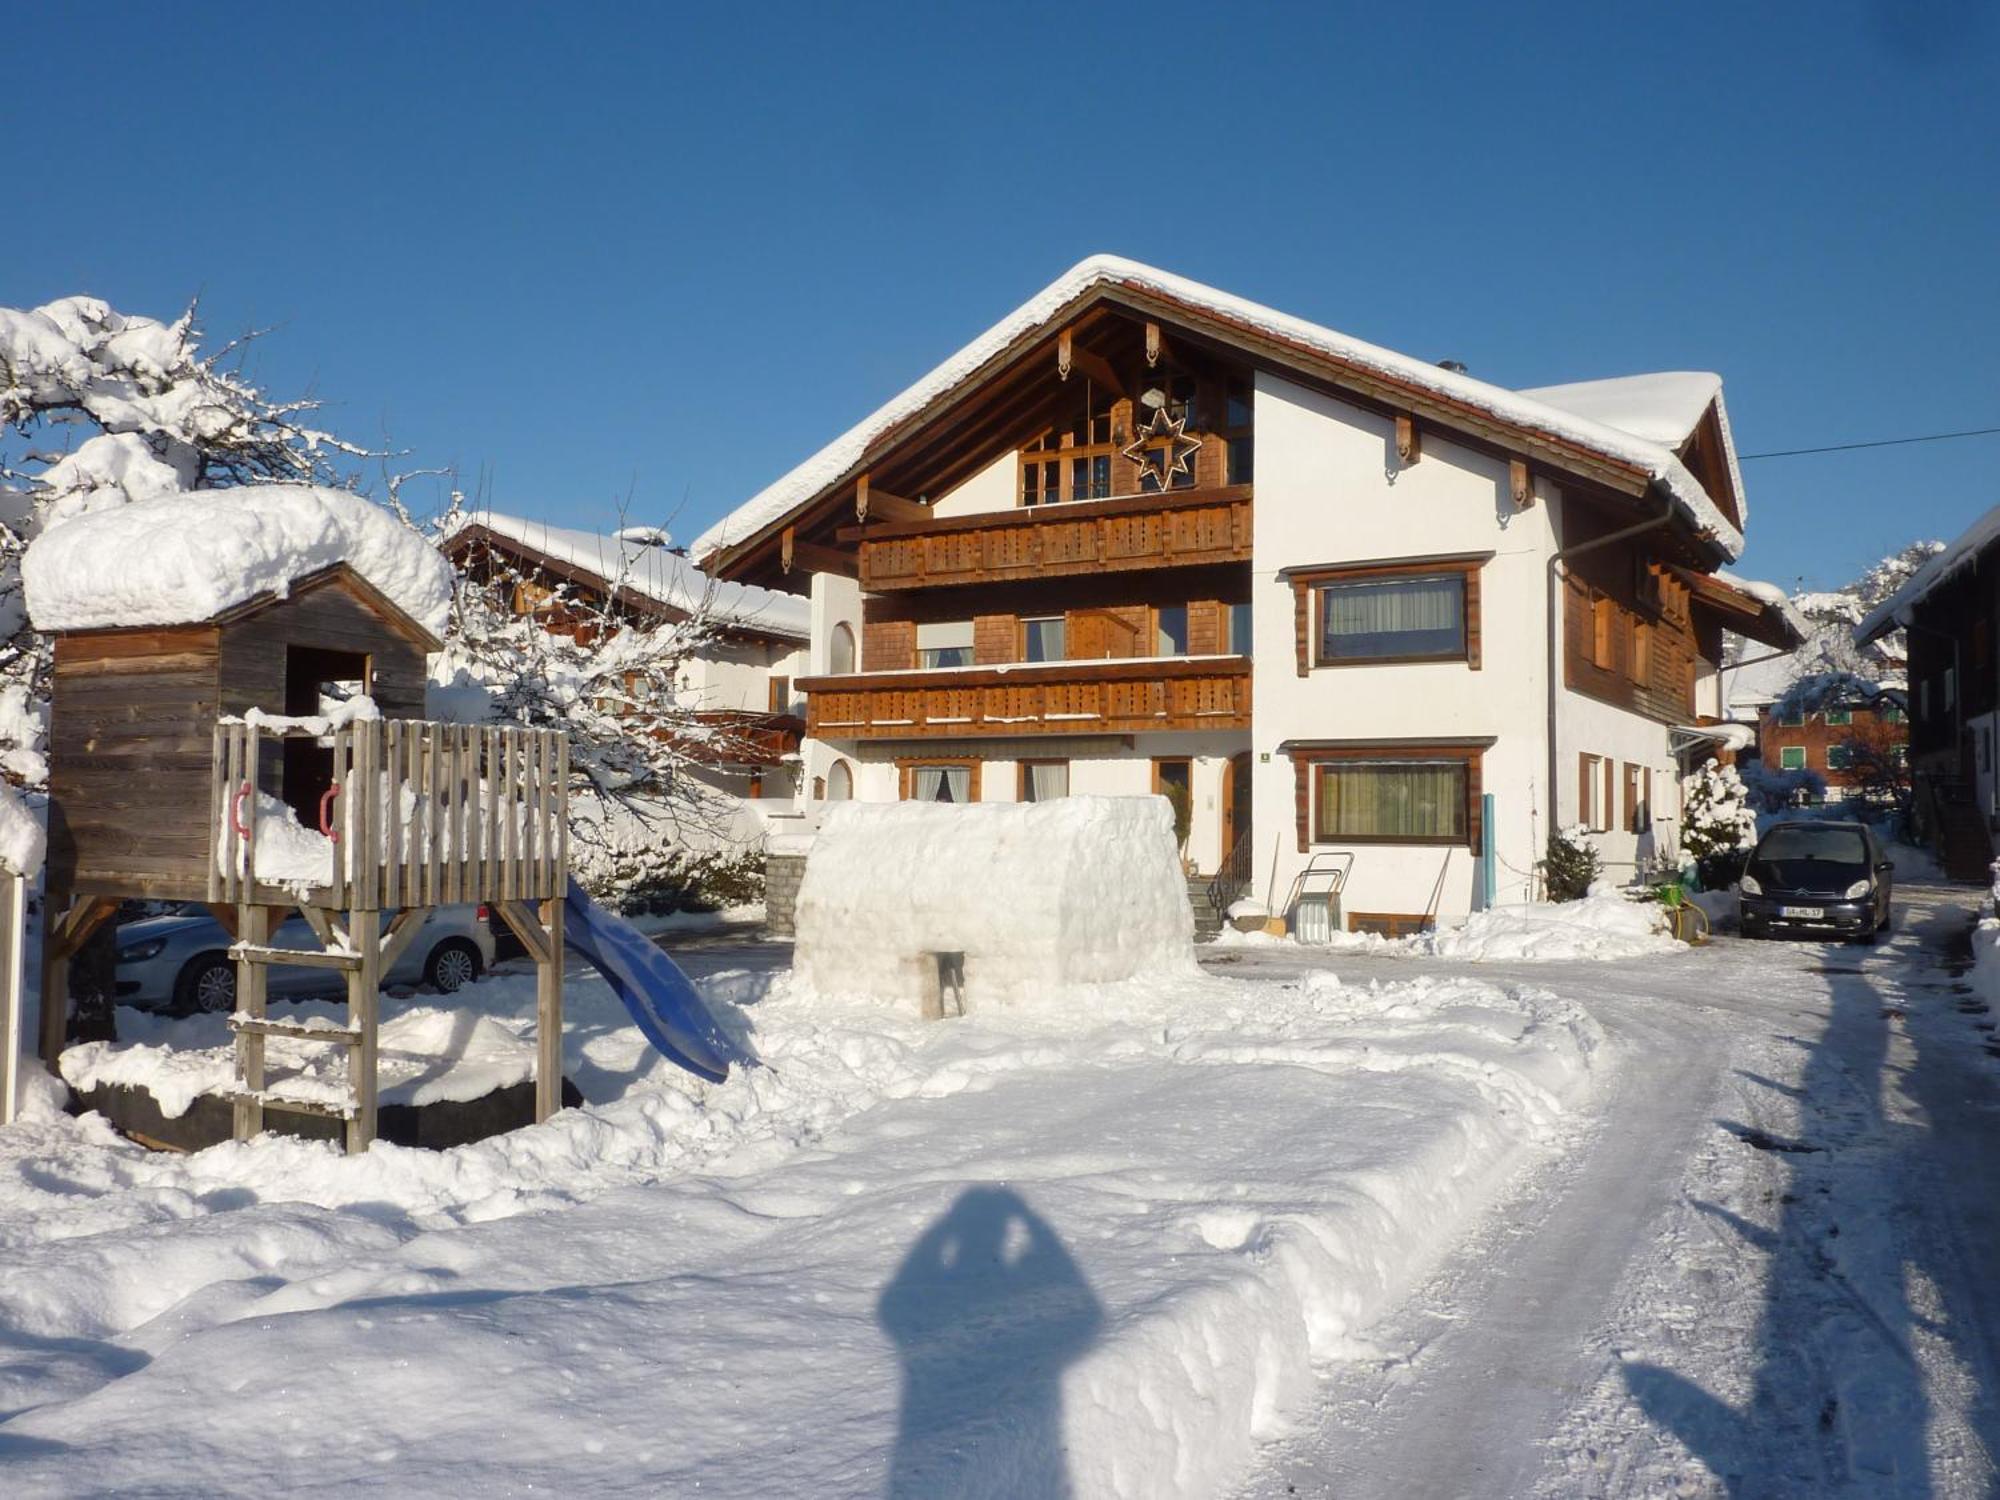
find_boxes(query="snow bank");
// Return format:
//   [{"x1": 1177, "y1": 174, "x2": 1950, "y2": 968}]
[
  {"x1": 23, "y1": 484, "x2": 454, "y2": 636},
  {"x1": 1220, "y1": 891, "x2": 1682, "y2": 963},
  {"x1": 0, "y1": 957, "x2": 1604, "y2": 1499},
  {"x1": 1424, "y1": 891, "x2": 1679, "y2": 961},
  {"x1": 794, "y1": 797, "x2": 1195, "y2": 1010},
  {"x1": 696, "y1": 254, "x2": 1744, "y2": 562}
]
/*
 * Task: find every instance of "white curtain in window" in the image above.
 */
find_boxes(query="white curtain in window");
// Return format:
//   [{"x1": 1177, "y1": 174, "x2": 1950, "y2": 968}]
[
  {"x1": 1321, "y1": 576, "x2": 1463, "y2": 656},
  {"x1": 1317, "y1": 762, "x2": 1464, "y2": 839},
  {"x1": 1024, "y1": 618, "x2": 1065, "y2": 662},
  {"x1": 1025, "y1": 762, "x2": 1068, "y2": 801},
  {"x1": 911, "y1": 766, "x2": 971, "y2": 803}
]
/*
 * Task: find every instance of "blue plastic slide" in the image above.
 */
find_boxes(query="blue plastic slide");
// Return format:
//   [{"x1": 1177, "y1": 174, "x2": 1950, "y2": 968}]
[{"x1": 562, "y1": 877, "x2": 753, "y2": 1083}]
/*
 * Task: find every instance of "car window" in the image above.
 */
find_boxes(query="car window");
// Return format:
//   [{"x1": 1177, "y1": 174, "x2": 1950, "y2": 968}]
[{"x1": 1756, "y1": 826, "x2": 1867, "y2": 864}]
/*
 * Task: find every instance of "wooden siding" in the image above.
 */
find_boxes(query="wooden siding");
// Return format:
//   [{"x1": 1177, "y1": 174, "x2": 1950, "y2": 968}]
[
  {"x1": 800, "y1": 658, "x2": 1251, "y2": 741},
  {"x1": 853, "y1": 485, "x2": 1251, "y2": 591},
  {"x1": 1561, "y1": 510, "x2": 1700, "y2": 725},
  {"x1": 48, "y1": 626, "x2": 224, "y2": 898}
]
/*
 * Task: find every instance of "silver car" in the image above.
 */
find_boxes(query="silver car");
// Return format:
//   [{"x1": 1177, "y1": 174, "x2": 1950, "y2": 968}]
[{"x1": 115, "y1": 903, "x2": 499, "y2": 1014}]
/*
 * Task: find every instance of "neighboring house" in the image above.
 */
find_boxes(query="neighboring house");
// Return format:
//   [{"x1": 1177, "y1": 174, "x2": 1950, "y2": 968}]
[
  {"x1": 1757, "y1": 691, "x2": 1907, "y2": 789},
  {"x1": 1858, "y1": 505, "x2": 2000, "y2": 875},
  {"x1": 443, "y1": 511, "x2": 812, "y2": 800},
  {"x1": 692, "y1": 257, "x2": 1800, "y2": 932}
]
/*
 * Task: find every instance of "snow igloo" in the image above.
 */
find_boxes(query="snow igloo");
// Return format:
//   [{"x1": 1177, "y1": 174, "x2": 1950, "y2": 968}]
[{"x1": 792, "y1": 796, "x2": 1195, "y2": 1013}]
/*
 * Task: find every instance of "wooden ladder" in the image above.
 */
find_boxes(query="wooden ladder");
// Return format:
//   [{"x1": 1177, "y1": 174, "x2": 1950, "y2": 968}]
[{"x1": 224, "y1": 904, "x2": 419, "y2": 1154}]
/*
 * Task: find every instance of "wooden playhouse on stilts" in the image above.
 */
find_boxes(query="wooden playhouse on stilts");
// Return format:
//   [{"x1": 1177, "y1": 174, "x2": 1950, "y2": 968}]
[{"x1": 30, "y1": 488, "x2": 572, "y2": 1153}]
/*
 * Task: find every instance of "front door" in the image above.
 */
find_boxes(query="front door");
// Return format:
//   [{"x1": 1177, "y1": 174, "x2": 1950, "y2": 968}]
[{"x1": 1220, "y1": 751, "x2": 1252, "y2": 865}]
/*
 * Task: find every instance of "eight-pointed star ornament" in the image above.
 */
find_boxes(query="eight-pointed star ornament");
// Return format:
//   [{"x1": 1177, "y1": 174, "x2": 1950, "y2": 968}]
[{"x1": 1122, "y1": 406, "x2": 1203, "y2": 489}]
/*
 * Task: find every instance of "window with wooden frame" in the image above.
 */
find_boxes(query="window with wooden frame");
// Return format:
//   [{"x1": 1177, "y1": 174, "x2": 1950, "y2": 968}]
[
  {"x1": 1622, "y1": 762, "x2": 1652, "y2": 833},
  {"x1": 1226, "y1": 600, "x2": 1253, "y2": 655},
  {"x1": 1780, "y1": 746, "x2": 1806, "y2": 771},
  {"x1": 767, "y1": 676, "x2": 791, "y2": 714},
  {"x1": 1021, "y1": 386, "x2": 1117, "y2": 507},
  {"x1": 1223, "y1": 376, "x2": 1254, "y2": 484},
  {"x1": 1579, "y1": 752, "x2": 1616, "y2": 833},
  {"x1": 1289, "y1": 743, "x2": 1487, "y2": 852},
  {"x1": 1288, "y1": 556, "x2": 1486, "y2": 674},
  {"x1": 1021, "y1": 615, "x2": 1066, "y2": 663},
  {"x1": 1630, "y1": 621, "x2": 1653, "y2": 686},
  {"x1": 1154, "y1": 604, "x2": 1190, "y2": 656},
  {"x1": 916, "y1": 620, "x2": 974, "y2": 670},
  {"x1": 1019, "y1": 760, "x2": 1069, "y2": 802},
  {"x1": 899, "y1": 759, "x2": 981, "y2": 803},
  {"x1": 1135, "y1": 373, "x2": 1201, "y2": 494}
]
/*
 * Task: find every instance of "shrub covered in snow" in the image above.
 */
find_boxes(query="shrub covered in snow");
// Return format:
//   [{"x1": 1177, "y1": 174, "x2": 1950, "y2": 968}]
[
  {"x1": 1680, "y1": 761, "x2": 1760, "y2": 888},
  {"x1": 1543, "y1": 826, "x2": 1601, "y2": 902},
  {"x1": 794, "y1": 797, "x2": 1195, "y2": 1011}
]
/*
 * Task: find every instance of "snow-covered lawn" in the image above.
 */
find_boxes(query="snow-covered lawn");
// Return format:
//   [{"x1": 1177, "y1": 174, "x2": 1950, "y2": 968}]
[{"x1": 1, "y1": 945, "x2": 1606, "y2": 1496}]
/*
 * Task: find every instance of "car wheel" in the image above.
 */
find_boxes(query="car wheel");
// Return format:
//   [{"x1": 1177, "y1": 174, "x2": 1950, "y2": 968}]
[
  {"x1": 424, "y1": 938, "x2": 482, "y2": 993},
  {"x1": 1740, "y1": 922, "x2": 1763, "y2": 941},
  {"x1": 175, "y1": 954, "x2": 236, "y2": 1014}
]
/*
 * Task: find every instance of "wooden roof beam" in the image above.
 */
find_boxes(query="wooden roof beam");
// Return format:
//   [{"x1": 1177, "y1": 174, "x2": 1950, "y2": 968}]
[
  {"x1": 781, "y1": 526, "x2": 858, "y2": 579},
  {"x1": 1057, "y1": 327, "x2": 1126, "y2": 397},
  {"x1": 855, "y1": 474, "x2": 927, "y2": 525}
]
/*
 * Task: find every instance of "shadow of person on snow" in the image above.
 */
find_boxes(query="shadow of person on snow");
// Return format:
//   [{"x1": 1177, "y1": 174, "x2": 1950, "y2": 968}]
[{"x1": 878, "y1": 1187, "x2": 1104, "y2": 1499}]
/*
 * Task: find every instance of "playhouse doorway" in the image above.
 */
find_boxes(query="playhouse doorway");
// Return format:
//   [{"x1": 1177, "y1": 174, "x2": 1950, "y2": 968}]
[{"x1": 282, "y1": 645, "x2": 371, "y2": 826}]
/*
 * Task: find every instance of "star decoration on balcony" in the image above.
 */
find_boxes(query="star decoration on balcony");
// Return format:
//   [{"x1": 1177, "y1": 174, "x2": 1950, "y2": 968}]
[{"x1": 1122, "y1": 406, "x2": 1203, "y2": 490}]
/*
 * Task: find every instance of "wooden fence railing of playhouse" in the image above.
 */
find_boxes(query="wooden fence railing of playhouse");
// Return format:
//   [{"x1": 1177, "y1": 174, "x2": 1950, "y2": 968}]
[{"x1": 209, "y1": 719, "x2": 570, "y2": 1152}]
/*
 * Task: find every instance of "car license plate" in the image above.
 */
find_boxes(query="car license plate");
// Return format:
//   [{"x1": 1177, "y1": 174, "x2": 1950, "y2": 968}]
[{"x1": 1779, "y1": 905, "x2": 1824, "y2": 919}]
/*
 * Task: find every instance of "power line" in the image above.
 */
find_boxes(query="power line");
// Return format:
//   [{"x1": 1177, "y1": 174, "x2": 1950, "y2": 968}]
[{"x1": 1739, "y1": 425, "x2": 2000, "y2": 460}]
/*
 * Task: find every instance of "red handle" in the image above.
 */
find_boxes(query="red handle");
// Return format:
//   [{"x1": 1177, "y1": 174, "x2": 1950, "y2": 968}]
[
  {"x1": 231, "y1": 782, "x2": 252, "y2": 838},
  {"x1": 319, "y1": 784, "x2": 342, "y2": 842}
]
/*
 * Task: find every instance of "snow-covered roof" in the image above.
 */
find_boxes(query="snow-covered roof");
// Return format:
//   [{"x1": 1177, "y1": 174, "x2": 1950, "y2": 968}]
[
  {"x1": 1712, "y1": 569, "x2": 1812, "y2": 643},
  {"x1": 693, "y1": 255, "x2": 1747, "y2": 563},
  {"x1": 452, "y1": 511, "x2": 810, "y2": 641},
  {"x1": 1856, "y1": 501, "x2": 2000, "y2": 644},
  {"x1": 22, "y1": 485, "x2": 454, "y2": 638},
  {"x1": 1722, "y1": 647, "x2": 1796, "y2": 717},
  {"x1": 1517, "y1": 372, "x2": 1720, "y2": 448}
]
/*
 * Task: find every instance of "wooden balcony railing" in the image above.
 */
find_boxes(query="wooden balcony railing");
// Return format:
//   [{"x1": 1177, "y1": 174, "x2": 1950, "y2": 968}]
[
  {"x1": 846, "y1": 484, "x2": 1251, "y2": 591},
  {"x1": 797, "y1": 657, "x2": 1251, "y2": 741}
]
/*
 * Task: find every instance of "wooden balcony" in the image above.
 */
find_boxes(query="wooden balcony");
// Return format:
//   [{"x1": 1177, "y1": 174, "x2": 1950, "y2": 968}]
[
  {"x1": 845, "y1": 484, "x2": 1252, "y2": 591},
  {"x1": 797, "y1": 656, "x2": 1252, "y2": 741}
]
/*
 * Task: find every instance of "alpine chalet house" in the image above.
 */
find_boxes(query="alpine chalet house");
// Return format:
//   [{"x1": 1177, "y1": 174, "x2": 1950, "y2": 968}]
[
  {"x1": 1858, "y1": 504, "x2": 2000, "y2": 878},
  {"x1": 694, "y1": 258, "x2": 1799, "y2": 933},
  {"x1": 445, "y1": 511, "x2": 811, "y2": 801}
]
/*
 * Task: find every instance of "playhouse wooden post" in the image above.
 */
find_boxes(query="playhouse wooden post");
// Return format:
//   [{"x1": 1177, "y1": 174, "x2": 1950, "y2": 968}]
[
  {"x1": 536, "y1": 893, "x2": 564, "y2": 1123},
  {"x1": 348, "y1": 905, "x2": 381, "y2": 1153},
  {"x1": 231, "y1": 903, "x2": 272, "y2": 1142}
]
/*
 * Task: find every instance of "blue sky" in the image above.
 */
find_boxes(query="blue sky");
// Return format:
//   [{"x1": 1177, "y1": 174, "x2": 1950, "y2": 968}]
[{"x1": 9, "y1": 1, "x2": 1995, "y2": 591}]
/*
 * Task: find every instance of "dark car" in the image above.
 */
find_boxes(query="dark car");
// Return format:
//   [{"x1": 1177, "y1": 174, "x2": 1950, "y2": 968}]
[{"x1": 1738, "y1": 820, "x2": 1894, "y2": 943}]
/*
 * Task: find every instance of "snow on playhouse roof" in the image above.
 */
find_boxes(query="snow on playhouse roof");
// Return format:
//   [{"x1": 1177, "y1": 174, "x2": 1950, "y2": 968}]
[
  {"x1": 449, "y1": 510, "x2": 809, "y2": 640},
  {"x1": 1857, "y1": 501, "x2": 2000, "y2": 644},
  {"x1": 23, "y1": 485, "x2": 455, "y2": 638},
  {"x1": 693, "y1": 255, "x2": 1747, "y2": 564}
]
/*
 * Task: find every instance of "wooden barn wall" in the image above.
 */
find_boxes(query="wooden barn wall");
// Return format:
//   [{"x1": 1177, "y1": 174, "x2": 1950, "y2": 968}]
[{"x1": 48, "y1": 627, "x2": 223, "y2": 896}]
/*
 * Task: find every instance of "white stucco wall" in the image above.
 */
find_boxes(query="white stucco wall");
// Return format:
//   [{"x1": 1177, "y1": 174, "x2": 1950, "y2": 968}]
[
  {"x1": 929, "y1": 450, "x2": 1017, "y2": 519},
  {"x1": 1248, "y1": 371, "x2": 1559, "y2": 924}
]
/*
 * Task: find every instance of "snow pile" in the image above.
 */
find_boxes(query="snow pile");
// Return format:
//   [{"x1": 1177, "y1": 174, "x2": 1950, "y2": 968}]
[
  {"x1": 695, "y1": 254, "x2": 1745, "y2": 563},
  {"x1": 0, "y1": 780, "x2": 45, "y2": 878},
  {"x1": 794, "y1": 797, "x2": 1195, "y2": 1010},
  {"x1": 22, "y1": 484, "x2": 454, "y2": 637},
  {"x1": 60, "y1": 1006, "x2": 535, "y2": 1118},
  {"x1": 452, "y1": 510, "x2": 811, "y2": 639},
  {"x1": 1421, "y1": 891, "x2": 1679, "y2": 962},
  {"x1": 0, "y1": 952, "x2": 1603, "y2": 1498},
  {"x1": 1859, "y1": 509, "x2": 2000, "y2": 642}
]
